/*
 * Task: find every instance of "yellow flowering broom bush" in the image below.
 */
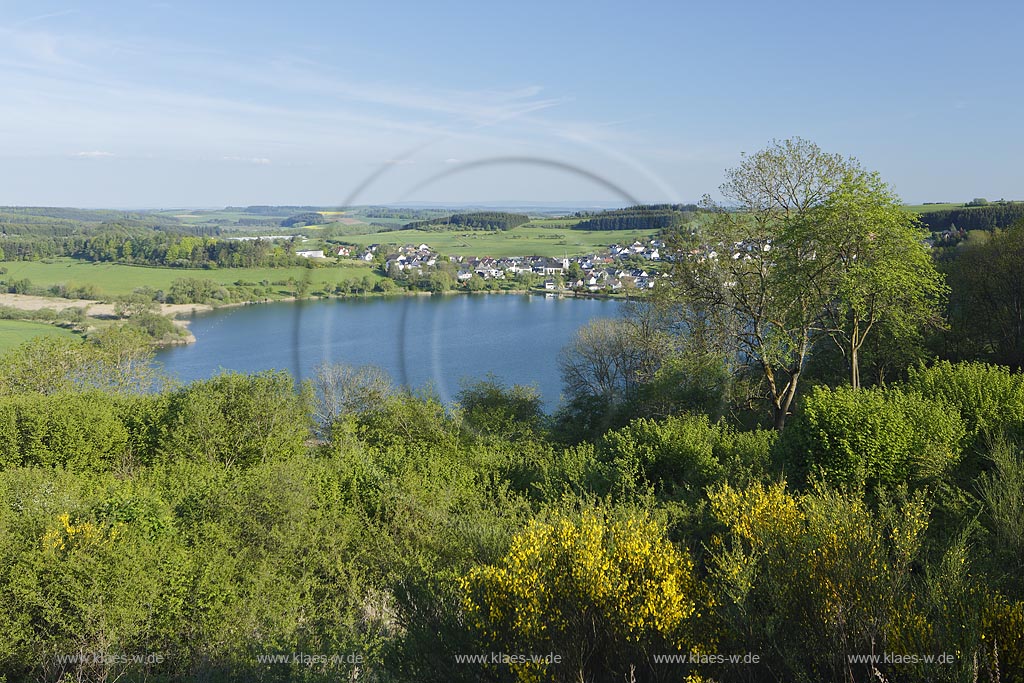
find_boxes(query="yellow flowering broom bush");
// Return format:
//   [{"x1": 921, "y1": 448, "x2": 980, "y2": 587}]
[{"x1": 461, "y1": 508, "x2": 711, "y2": 682}]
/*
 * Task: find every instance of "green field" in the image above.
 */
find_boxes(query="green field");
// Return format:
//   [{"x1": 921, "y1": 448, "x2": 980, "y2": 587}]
[
  {"x1": 339, "y1": 225, "x2": 655, "y2": 258},
  {"x1": 904, "y1": 203, "x2": 965, "y2": 214},
  {"x1": 0, "y1": 320, "x2": 80, "y2": 353},
  {"x1": 0, "y1": 260, "x2": 382, "y2": 298}
]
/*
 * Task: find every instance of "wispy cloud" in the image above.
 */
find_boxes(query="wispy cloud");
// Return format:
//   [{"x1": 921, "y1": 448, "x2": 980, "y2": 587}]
[
  {"x1": 71, "y1": 150, "x2": 114, "y2": 158},
  {"x1": 222, "y1": 156, "x2": 271, "y2": 165},
  {"x1": 11, "y1": 9, "x2": 77, "y2": 28}
]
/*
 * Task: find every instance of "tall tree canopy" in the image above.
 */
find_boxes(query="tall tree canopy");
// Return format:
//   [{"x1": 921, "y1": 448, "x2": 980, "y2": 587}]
[{"x1": 658, "y1": 138, "x2": 943, "y2": 427}]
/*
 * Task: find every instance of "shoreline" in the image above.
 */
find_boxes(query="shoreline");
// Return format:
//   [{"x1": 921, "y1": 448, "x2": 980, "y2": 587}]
[{"x1": 0, "y1": 287, "x2": 626, "y2": 350}]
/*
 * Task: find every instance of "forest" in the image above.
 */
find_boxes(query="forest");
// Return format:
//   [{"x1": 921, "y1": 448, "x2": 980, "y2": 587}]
[
  {"x1": 918, "y1": 201, "x2": 1024, "y2": 233},
  {"x1": 571, "y1": 205, "x2": 700, "y2": 231},
  {"x1": 402, "y1": 212, "x2": 531, "y2": 231},
  {"x1": 0, "y1": 227, "x2": 304, "y2": 268},
  {"x1": 0, "y1": 140, "x2": 1022, "y2": 683}
]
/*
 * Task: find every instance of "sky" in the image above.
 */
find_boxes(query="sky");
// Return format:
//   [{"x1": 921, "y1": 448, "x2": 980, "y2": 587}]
[{"x1": 0, "y1": 0, "x2": 1021, "y2": 208}]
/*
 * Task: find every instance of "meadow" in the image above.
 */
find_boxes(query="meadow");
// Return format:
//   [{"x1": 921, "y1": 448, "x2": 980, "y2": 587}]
[
  {"x1": 0, "y1": 320, "x2": 79, "y2": 353},
  {"x1": 0, "y1": 259, "x2": 381, "y2": 298},
  {"x1": 338, "y1": 224, "x2": 655, "y2": 257},
  {"x1": 904, "y1": 202, "x2": 965, "y2": 213}
]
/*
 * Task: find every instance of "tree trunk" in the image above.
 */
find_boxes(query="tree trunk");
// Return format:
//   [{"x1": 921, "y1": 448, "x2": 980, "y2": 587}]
[
  {"x1": 773, "y1": 405, "x2": 788, "y2": 430},
  {"x1": 850, "y1": 317, "x2": 861, "y2": 390},
  {"x1": 772, "y1": 370, "x2": 801, "y2": 430}
]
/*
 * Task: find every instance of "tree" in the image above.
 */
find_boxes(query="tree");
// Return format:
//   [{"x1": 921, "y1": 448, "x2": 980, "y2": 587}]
[
  {"x1": 567, "y1": 261, "x2": 584, "y2": 284},
  {"x1": 942, "y1": 220, "x2": 1024, "y2": 369},
  {"x1": 778, "y1": 169, "x2": 946, "y2": 389},
  {"x1": 311, "y1": 362, "x2": 392, "y2": 437},
  {"x1": 559, "y1": 317, "x2": 670, "y2": 405},
  {"x1": 659, "y1": 138, "x2": 854, "y2": 429},
  {"x1": 427, "y1": 270, "x2": 453, "y2": 292}
]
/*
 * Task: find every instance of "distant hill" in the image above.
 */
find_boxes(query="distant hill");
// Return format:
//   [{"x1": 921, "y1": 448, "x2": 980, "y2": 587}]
[
  {"x1": 403, "y1": 212, "x2": 531, "y2": 232},
  {"x1": 570, "y1": 204, "x2": 701, "y2": 231}
]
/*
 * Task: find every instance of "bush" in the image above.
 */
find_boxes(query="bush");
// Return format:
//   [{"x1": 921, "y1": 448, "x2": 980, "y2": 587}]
[
  {"x1": 777, "y1": 385, "x2": 966, "y2": 490},
  {"x1": 708, "y1": 482, "x2": 931, "y2": 683},
  {"x1": 906, "y1": 361, "x2": 1024, "y2": 446},
  {"x1": 594, "y1": 413, "x2": 776, "y2": 500},
  {"x1": 0, "y1": 392, "x2": 132, "y2": 471},
  {"x1": 462, "y1": 508, "x2": 708, "y2": 682},
  {"x1": 457, "y1": 376, "x2": 544, "y2": 441},
  {"x1": 161, "y1": 371, "x2": 310, "y2": 466}
]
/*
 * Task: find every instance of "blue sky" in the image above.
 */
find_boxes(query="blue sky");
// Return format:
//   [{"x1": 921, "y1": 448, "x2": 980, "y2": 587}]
[{"x1": 0, "y1": 0, "x2": 1020, "y2": 207}]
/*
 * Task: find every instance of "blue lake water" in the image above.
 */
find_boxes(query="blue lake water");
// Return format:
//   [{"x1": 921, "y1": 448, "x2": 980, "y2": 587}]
[{"x1": 154, "y1": 294, "x2": 622, "y2": 409}]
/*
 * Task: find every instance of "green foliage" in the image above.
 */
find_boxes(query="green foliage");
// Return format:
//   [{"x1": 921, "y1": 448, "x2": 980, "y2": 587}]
[
  {"x1": 404, "y1": 211, "x2": 529, "y2": 231},
  {"x1": 457, "y1": 376, "x2": 544, "y2": 441},
  {"x1": 976, "y1": 439, "x2": 1024, "y2": 597},
  {"x1": 595, "y1": 413, "x2": 774, "y2": 499},
  {"x1": 0, "y1": 392, "x2": 131, "y2": 470},
  {"x1": 919, "y1": 200, "x2": 1024, "y2": 232},
  {"x1": 633, "y1": 352, "x2": 731, "y2": 420},
  {"x1": 906, "y1": 361, "x2": 1024, "y2": 452},
  {"x1": 778, "y1": 385, "x2": 965, "y2": 490},
  {"x1": 161, "y1": 371, "x2": 311, "y2": 466},
  {"x1": 940, "y1": 221, "x2": 1024, "y2": 368},
  {"x1": 281, "y1": 211, "x2": 325, "y2": 227},
  {"x1": 779, "y1": 168, "x2": 946, "y2": 389},
  {"x1": 571, "y1": 204, "x2": 699, "y2": 231}
]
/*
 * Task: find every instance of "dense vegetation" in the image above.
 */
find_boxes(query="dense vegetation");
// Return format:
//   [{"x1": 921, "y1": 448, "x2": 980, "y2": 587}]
[
  {"x1": 571, "y1": 204, "x2": 700, "y2": 231},
  {"x1": 403, "y1": 212, "x2": 531, "y2": 231},
  {"x1": 919, "y1": 200, "x2": 1024, "y2": 232},
  {"x1": 2, "y1": 143, "x2": 1023, "y2": 683},
  {"x1": 280, "y1": 212, "x2": 326, "y2": 228}
]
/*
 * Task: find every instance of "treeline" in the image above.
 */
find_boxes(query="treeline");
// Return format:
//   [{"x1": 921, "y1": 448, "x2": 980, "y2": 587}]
[
  {"x1": 919, "y1": 200, "x2": 1024, "y2": 232},
  {"x1": 71, "y1": 233, "x2": 301, "y2": 268},
  {"x1": 1, "y1": 229, "x2": 303, "y2": 268},
  {"x1": 0, "y1": 214, "x2": 222, "y2": 262},
  {"x1": 403, "y1": 211, "x2": 531, "y2": 231},
  {"x1": 572, "y1": 204, "x2": 700, "y2": 231},
  {"x1": 0, "y1": 206, "x2": 179, "y2": 224},
  {"x1": 227, "y1": 205, "x2": 325, "y2": 216},
  {"x1": 359, "y1": 207, "x2": 453, "y2": 220},
  {"x1": 280, "y1": 212, "x2": 325, "y2": 227}
]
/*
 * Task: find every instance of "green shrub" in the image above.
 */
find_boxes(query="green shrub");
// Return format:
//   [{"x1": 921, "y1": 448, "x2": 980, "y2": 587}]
[
  {"x1": 595, "y1": 413, "x2": 775, "y2": 499},
  {"x1": 0, "y1": 392, "x2": 132, "y2": 470},
  {"x1": 906, "y1": 361, "x2": 1024, "y2": 444},
  {"x1": 778, "y1": 385, "x2": 965, "y2": 490},
  {"x1": 161, "y1": 371, "x2": 310, "y2": 467}
]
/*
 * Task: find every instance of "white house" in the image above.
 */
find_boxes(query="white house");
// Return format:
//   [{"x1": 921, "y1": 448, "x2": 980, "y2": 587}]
[{"x1": 297, "y1": 249, "x2": 325, "y2": 259}]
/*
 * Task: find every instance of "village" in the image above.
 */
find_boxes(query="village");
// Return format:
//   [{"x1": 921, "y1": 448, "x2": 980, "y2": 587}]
[{"x1": 325, "y1": 238, "x2": 667, "y2": 292}]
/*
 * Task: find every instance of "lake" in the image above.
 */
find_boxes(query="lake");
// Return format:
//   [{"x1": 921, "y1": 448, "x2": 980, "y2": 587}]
[{"x1": 154, "y1": 294, "x2": 622, "y2": 409}]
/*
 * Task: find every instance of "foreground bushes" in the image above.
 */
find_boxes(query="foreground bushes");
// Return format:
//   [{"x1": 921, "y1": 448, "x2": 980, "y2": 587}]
[
  {"x1": 1, "y1": 349, "x2": 1023, "y2": 682},
  {"x1": 0, "y1": 371, "x2": 308, "y2": 471}
]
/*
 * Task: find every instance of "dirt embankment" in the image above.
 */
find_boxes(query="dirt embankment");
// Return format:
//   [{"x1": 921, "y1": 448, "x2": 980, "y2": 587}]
[{"x1": 0, "y1": 293, "x2": 212, "y2": 318}]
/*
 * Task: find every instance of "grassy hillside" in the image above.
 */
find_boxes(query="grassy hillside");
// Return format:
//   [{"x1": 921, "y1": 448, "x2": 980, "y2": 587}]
[
  {"x1": 0, "y1": 259, "x2": 381, "y2": 298},
  {"x1": 0, "y1": 320, "x2": 80, "y2": 353},
  {"x1": 339, "y1": 224, "x2": 654, "y2": 257}
]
